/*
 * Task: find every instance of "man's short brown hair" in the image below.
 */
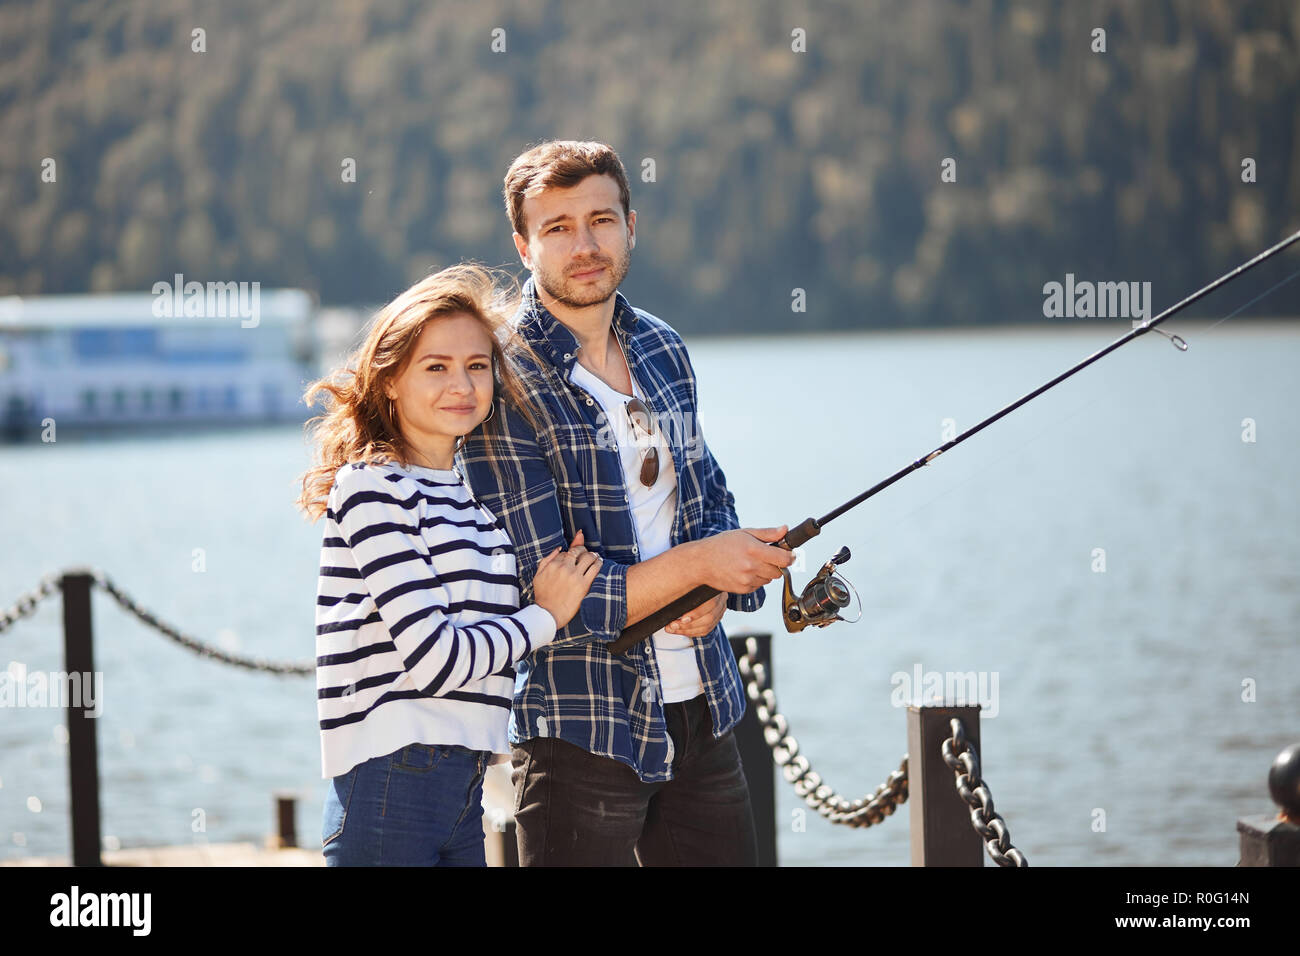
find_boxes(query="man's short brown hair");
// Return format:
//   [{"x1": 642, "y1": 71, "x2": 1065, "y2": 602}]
[{"x1": 503, "y1": 140, "x2": 631, "y2": 238}]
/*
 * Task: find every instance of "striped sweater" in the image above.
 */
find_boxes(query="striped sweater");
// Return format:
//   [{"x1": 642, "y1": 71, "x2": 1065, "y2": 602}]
[{"x1": 315, "y1": 458, "x2": 557, "y2": 779}]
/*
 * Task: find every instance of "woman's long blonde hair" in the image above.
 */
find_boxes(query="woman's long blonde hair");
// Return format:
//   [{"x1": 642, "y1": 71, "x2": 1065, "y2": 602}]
[{"x1": 295, "y1": 264, "x2": 539, "y2": 522}]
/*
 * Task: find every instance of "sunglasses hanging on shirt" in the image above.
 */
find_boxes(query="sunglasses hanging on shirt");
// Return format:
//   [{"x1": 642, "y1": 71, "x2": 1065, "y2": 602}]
[{"x1": 624, "y1": 396, "x2": 659, "y2": 487}]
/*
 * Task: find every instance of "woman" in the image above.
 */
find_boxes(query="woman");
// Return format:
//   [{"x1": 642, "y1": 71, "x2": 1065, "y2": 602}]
[{"x1": 296, "y1": 264, "x2": 598, "y2": 866}]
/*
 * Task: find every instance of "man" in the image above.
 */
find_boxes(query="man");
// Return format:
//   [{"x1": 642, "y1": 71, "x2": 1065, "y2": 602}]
[{"x1": 458, "y1": 140, "x2": 792, "y2": 866}]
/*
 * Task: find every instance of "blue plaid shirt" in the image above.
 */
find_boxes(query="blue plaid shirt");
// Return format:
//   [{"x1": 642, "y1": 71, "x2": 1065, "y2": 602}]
[{"x1": 457, "y1": 278, "x2": 764, "y2": 782}]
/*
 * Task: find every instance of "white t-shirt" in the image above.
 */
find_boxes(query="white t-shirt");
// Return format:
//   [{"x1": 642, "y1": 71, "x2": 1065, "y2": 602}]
[{"x1": 569, "y1": 359, "x2": 705, "y2": 703}]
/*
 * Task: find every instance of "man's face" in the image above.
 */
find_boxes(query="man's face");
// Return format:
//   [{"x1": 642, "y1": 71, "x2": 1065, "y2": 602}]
[{"x1": 513, "y1": 174, "x2": 635, "y2": 309}]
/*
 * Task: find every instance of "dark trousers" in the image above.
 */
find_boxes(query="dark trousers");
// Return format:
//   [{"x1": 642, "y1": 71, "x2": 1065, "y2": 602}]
[{"x1": 510, "y1": 694, "x2": 759, "y2": 866}]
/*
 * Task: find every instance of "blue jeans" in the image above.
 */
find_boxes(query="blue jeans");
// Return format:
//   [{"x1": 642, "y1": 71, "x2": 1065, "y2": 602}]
[{"x1": 322, "y1": 743, "x2": 491, "y2": 866}]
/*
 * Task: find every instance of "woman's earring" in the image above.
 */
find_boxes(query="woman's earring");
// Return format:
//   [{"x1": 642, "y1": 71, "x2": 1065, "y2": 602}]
[{"x1": 482, "y1": 404, "x2": 495, "y2": 425}]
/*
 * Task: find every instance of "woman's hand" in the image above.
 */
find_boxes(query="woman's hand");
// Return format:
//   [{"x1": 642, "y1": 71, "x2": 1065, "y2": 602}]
[{"x1": 532, "y1": 529, "x2": 601, "y2": 628}]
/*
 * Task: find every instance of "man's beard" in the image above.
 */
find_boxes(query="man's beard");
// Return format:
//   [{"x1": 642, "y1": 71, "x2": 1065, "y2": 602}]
[{"x1": 535, "y1": 239, "x2": 632, "y2": 309}]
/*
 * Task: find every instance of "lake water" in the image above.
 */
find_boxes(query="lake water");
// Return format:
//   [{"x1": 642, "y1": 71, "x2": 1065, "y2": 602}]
[{"x1": 1, "y1": 321, "x2": 1297, "y2": 866}]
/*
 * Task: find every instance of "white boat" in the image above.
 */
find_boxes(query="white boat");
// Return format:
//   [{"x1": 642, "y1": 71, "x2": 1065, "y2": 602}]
[{"x1": 0, "y1": 288, "x2": 317, "y2": 439}]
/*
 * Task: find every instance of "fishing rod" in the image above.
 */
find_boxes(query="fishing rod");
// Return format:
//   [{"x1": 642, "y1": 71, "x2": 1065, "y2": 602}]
[{"x1": 609, "y1": 226, "x2": 1300, "y2": 656}]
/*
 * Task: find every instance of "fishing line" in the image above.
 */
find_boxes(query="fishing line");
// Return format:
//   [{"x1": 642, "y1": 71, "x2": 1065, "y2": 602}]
[
  {"x1": 872, "y1": 263, "x2": 1300, "y2": 534},
  {"x1": 1198, "y1": 265, "x2": 1300, "y2": 334}
]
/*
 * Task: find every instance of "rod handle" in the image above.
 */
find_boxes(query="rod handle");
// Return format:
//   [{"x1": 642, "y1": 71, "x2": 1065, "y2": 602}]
[
  {"x1": 607, "y1": 518, "x2": 820, "y2": 655},
  {"x1": 608, "y1": 585, "x2": 720, "y2": 655}
]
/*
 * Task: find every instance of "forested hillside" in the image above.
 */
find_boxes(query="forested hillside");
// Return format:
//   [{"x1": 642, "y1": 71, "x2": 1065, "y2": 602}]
[{"x1": 1, "y1": 0, "x2": 1296, "y2": 332}]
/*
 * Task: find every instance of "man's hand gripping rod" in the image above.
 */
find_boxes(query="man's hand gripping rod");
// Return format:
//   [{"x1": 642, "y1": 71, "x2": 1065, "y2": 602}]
[{"x1": 607, "y1": 518, "x2": 822, "y2": 655}]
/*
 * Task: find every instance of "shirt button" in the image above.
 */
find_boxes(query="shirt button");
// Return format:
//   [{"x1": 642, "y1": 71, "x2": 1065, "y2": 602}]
[
  {"x1": 563, "y1": 352, "x2": 572, "y2": 360},
  {"x1": 586, "y1": 397, "x2": 594, "y2": 406},
  {"x1": 632, "y1": 545, "x2": 638, "y2": 554}
]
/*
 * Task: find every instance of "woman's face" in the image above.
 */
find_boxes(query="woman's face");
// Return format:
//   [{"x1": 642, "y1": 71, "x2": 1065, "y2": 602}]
[{"x1": 384, "y1": 313, "x2": 495, "y2": 455}]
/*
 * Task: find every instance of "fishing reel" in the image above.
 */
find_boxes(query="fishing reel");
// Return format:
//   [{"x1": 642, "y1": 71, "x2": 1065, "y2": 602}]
[{"x1": 779, "y1": 545, "x2": 862, "y2": 633}]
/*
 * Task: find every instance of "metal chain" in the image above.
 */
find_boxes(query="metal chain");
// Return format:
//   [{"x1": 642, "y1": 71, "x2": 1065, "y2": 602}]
[
  {"x1": 12, "y1": 577, "x2": 1021, "y2": 862},
  {"x1": 89, "y1": 571, "x2": 314, "y2": 675},
  {"x1": 736, "y1": 636, "x2": 908, "y2": 827},
  {"x1": 0, "y1": 573, "x2": 61, "y2": 635},
  {"x1": 941, "y1": 717, "x2": 1028, "y2": 867}
]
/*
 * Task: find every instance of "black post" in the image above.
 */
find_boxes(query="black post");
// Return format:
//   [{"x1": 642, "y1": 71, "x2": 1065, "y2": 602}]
[
  {"x1": 274, "y1": 792, "x2": 298, "y2": 849},
  {"x1": 728, "y1": 633, "x2": 777, "y2": 868},
  {"x1": 906, "y1": 704, "x2": 983, "y2": 867},
  {"x1": 1237, "y1": 742, "x2": 1300, "y2": 867},
  {"x1": 60, "y1": 570, "x2": 102, "y2": 867}
]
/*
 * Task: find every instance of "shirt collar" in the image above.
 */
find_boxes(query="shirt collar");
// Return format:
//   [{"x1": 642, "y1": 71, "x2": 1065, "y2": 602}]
[{"x1": 514, "y1": 275, "x2": 640, "y2": 375}]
